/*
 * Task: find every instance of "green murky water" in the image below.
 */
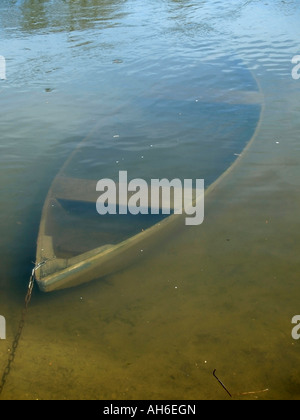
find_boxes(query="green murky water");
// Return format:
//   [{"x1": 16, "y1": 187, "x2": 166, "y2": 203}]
[{"x1": 1, "y1": 0, "x2": 300, "y2": 400}]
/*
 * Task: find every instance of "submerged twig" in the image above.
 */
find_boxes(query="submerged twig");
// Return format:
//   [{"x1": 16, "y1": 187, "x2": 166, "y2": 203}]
[
  {"x1": 240, "y1": 389, "x2": 269, "y2": 396},
  {"x1": 213, "y1": 369, "x2": 232, "y2": 398}
]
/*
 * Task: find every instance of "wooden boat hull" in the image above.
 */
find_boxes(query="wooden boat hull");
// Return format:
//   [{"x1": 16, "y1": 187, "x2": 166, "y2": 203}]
[
  {"x1": 35, "y1": 175, "x2": 185, "y2": 292},
  {"x1": 35, "y1": 65, "x2": 263, "y2": 292}
]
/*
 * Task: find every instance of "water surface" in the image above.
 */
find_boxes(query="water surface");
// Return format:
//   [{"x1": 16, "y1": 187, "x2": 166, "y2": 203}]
[{"x1": 1, "y1": 0, "x2": 300, "y2": 400}]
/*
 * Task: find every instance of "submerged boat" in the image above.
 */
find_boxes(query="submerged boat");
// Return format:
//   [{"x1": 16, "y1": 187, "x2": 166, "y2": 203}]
[{"x1": 35, "y1": 62, "x2": 263, "y2": 292}]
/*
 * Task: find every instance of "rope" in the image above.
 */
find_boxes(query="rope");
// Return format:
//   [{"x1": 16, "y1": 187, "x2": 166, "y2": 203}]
[{"x1": 0, "y1": 261, "x2": 46, "y2": 397}]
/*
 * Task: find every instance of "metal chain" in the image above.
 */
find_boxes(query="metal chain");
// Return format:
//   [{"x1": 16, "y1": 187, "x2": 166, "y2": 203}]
[{"x1": 0, "y1": 262, "x2": 46, "y2": 397}]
